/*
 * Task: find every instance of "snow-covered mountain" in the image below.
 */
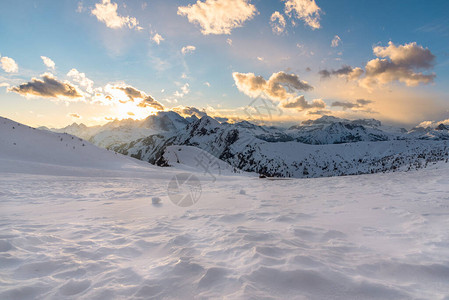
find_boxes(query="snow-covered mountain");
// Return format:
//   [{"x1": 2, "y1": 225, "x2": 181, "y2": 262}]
[
  {"x1": 108, "y1": 115, "x2": 449, "y2": 178},
  {"x1": 45, "y1": 111, "x2": 192, "y2": 149},
  {"x1": 44, "y1": 113, "x2": 449, "y2": 178},
  {"x1": 0, "y1": 116, "x2": 154, "y2": 175}
]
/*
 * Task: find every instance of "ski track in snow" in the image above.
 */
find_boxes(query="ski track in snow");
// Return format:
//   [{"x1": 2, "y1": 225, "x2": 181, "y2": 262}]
[{"x1": 1, "y1": 166, "x2": 449, "y2": 299}]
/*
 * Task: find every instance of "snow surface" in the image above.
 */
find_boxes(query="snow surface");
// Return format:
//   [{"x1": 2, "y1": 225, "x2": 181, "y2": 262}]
[{"x1": 1, "y1": 117, "x2": 449, "y2": 299}]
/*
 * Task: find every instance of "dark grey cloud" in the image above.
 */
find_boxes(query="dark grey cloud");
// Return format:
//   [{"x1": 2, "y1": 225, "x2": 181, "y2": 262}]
[
  {"x1": 10, "y1": 74, "x2": 83, "y2": 99},
  {"x1": 173, "y1": 106, "x2": 207, "y2": 118},
  {"x1": 331, "y1": 99, "x2": 374, "y2": 110},
  {"x1": 319, "y1": 65, "x2": 363, "y2": 80}
]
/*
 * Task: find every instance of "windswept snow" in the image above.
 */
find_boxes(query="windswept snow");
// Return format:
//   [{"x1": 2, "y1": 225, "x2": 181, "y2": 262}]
[{"x1": 1, "y1": 117, "x2": 449, "y2": 299}]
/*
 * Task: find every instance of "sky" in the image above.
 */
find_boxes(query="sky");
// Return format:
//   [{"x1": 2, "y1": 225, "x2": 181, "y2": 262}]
[{"x1": 0, "y1": 0, "x2": 449, "y2": 128}]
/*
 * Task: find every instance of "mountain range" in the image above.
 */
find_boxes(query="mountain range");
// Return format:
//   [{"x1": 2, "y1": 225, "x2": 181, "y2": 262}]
[{"x1": 41, "y1": 112, "x2": 449, "y2": 178}]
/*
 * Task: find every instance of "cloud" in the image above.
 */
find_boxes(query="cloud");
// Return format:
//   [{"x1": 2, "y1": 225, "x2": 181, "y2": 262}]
[
  {"x1": 226, "y1": 38, "x2": 233, "y2": 46},
  {"x1": 9, "y1": 73, "x2": 83, "y2": 100},
  {"x1": 152, "y1": 33, "x2": 164, "y2": 45},
  {"x1": 68, "y1": 113, "x2": 81, "y2": 119},
  {"x1": 331, "y1": 99, "x2": 373, "y2": 110},
  {"x1": 67, "y1": 69, "x2": 94, "y2": 94},
  {"x1": 110, "y1": 84, "x2": 164, "y2": 110},
  {"x1": 177, "y1": 0, "x2": 257, "y2": 35},
  {"x1": 181, "y1": 45, "x2": 196, "y2": 55},
  {"x1": 232, "y1": 71, "x2": 313, "y2": 102},
  {"x1": 360, "y1": 42, "x2": 436, "y2": 87},
  {"x1": 283, "y1": 0, "x2": 322, "y2": 29},
  {"x1": 0, "y1": 56, "x2": 18, "y2": 73},
  {"x1": 280, "y1": 95, "x2": 325, "y2": 111},
  {"x1": 417, "y1": 118, "x2": 449, "y2": 128},
  {"x1": 173, "y1": 105, "x2": 207, "y2": 118},
  {"x1": 174, "y1": 83, "x2": 190, "y2": 98},
  {"x1": 306, "y1": 109, "x2": 332, "y2": 116},
  {"x1": 331, "y1": 35, "x2": 341, "y2": 47},
  {"x1": 91, "y1": 0, "x2": 139, "y2": 29},
  {"x1": 270, "y1": 11, "x2": 286, "y2": 35},
  {"x1": 319, "y1": 65, "x2": 364, "y2": 80},
  {"x1": 41, "y1": 56, "x2": 55, "y2": 69},
  {"x1": 204, "y1": 82, "x2": 211, "y2": 87}
]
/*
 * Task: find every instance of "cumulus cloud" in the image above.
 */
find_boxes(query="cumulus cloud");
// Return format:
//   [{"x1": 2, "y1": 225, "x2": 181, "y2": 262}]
[
  {"x1": 91, "y1": 0, "x2": 139, "y2": 29},
  {"x1": 331, "y1": 35, "x2": 341, "y2": 47},
  {"x1": 110, "y1": 84, "x2": 164, "y2": 110},
  {"x1": 151, "y1": 33, "x2": 164, "y2": 45},
  {"x1": 177, "y1": 0, "x2": 257, "y2": 35},
  {"x1": 319, "y1": 65, "x2": 364, "y2": 80},
  {"x1": 41, "y1": 56, "x2": 55, "y2": 69},
  {"x1": 280, "y1": 95, "x2": 325, "y2": 111},
  {"x1": 232, "y1": 71, "x2": 313, "y2": 102},
  {"x1": 9, "y1": 73, "x2": 83, "y2": 100},
  {"x1": 226, "y1": 38, "x2": 233, "y2": 46},
  {"x1": 319, "y1": 42, "x2": 436, "y2": 89},
  {"x1": 360, "y1": 42, "x2": 436, "y2": 87},
  {"x1": 0, "y1": 56, "x2": 18, "y2": 73},
  {"x1": 67, "y1": 69, "x2": 94, "y2": 94},
  {"x1": 331, "y1": 99, "x2": 373, "y2": 110},
  {"x1": 270, "y1": 11, "x2": 286, "y2": 35},
  {"x1": 181, "y1": 45, "x2": 196, "y2": 55},
  {"x1": 283, "y1": 0, "x2": 322, "y2": 29}
]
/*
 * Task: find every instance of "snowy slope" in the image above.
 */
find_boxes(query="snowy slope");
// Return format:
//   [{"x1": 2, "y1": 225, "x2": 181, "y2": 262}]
[
  {"x1": 162, "y1": 145, "x2": 250, "y2": 176},
  {"x1": 0, "y1": 116, "x2": 155, "y2": 175},
  {"x1": 1, "y1": 154, "x2": 449, "y2": 298}
]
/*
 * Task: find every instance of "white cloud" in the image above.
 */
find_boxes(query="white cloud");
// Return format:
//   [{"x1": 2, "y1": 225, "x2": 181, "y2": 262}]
[
  {"x1": 76, "y1": 1, "x2": 84, "y2": 13},
  {"x1": 283, "y1": 0, "x2": 322, "y2": 29},
  {"x1": 177, "y1": 0, "x2": 257, "y2": 35},
  {"x1": 181, "y1": 45, "x2": 196, "y2": 55},
  {"x1": 91, "y1": 0, "x2": 139, "y2": 29},
  {"x1": 0, "y1": 56, "x2": 18, "y2": 73},
  {"x1": 270, "y1": 11, "x2": 286, "y2": 35},
  {"x1": 204, "y1": 82, "x2": 211, "y2": 87},
  {"x1": 41, "y1": 56, "x2": 55, "y2": 70},
  {"x1": 67, "y1": 69, "x2": 94, "y2": 94},
  {"x1": 331, "y1": 35, "x2": 341, "y2": 47},
  {"x1": 361, "y1": 42, "x2": 436, "y2": 88},
  {"x1": 152, "y1": 33, "x2": 164, "y2": 45},
  {"x1": 226, "y1": 38, "x2": 233, "y2": 46},
  {"x1": 174, "y1": 83, "x2": 190, "y2": 98}
]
